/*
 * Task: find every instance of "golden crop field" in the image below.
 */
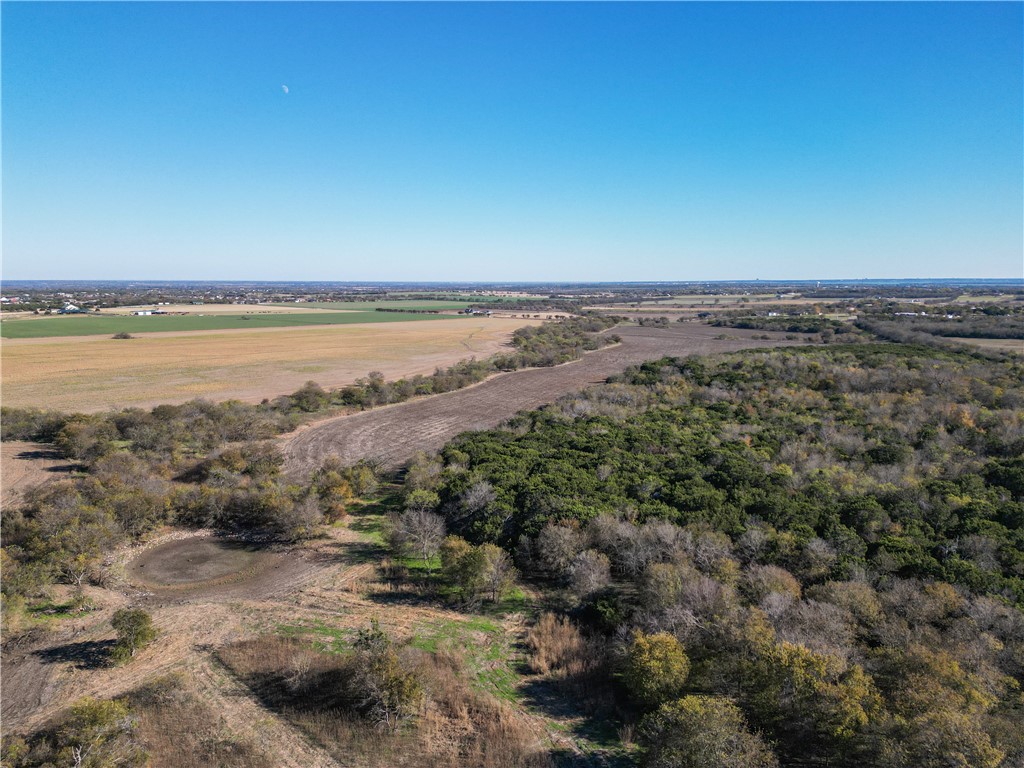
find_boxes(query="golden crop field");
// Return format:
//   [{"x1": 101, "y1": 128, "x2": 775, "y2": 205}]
[{"x1": 1, "y1": 317, "x2": 537, "y2": 413}]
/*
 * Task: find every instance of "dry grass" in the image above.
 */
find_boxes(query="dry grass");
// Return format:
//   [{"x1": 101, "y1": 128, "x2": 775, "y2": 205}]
[
  {"x1": 524, "y1": 613, "x2": 616, "y2": 718},
  {"x1": 1, "y1": 317, "x2": 537, "y2": 412},
  {"x1": 218, "y1": 635, "x2": 551, "y2": 768},
  {"x1": 525, "y1": 613, "x2": 589, "y2": 676},
  {"x1": 128, "y1": 672, "x2": 274, "y2": 768}
]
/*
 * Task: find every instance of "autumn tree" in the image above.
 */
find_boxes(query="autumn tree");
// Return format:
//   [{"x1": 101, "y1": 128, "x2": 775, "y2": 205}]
[
  {"x1": 479, "y1": 543, "x2": 517, "y2": 602},
  {"x1": 639, "y1": 695, "x2": 778, "y2": 768},
  {"x1": 623, "y1": 631, "x2": 690, "y2": 709}
]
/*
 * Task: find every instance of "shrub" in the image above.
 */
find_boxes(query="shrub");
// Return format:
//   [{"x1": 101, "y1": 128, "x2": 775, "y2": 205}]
[{"x1": 111, "y1": 608, "x2": 157, "y2": 663}]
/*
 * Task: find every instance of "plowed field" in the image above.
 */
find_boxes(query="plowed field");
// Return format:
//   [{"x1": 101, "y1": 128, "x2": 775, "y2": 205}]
[{"x1": 284, "y1": 324, "x2": 805, "y2": 475}]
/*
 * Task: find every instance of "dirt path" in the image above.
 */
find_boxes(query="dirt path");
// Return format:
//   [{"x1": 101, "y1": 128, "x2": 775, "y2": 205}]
[{"x1": 283, "y1": 324, "x2": 804, "y2": 475}]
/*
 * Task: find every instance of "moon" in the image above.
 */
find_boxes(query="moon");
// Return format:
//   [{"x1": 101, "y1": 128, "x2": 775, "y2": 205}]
[{"x1": 282, "y1": 85, "x2": 289, "y2": 94}]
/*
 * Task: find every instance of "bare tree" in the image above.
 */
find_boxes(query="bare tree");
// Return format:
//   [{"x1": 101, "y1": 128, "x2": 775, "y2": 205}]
[
  {"x1": 391, "y1": 508, "x2": 446, "y2": 570},
  {"x1": 536, "y1": 523, "x2": 584, "y2": 577},
  {"x1": 480, "y1": 543, "x2": 517, "y2": 602},
  {"x1": 569, "y1": 549, "x2": 611, "y2": 597}
]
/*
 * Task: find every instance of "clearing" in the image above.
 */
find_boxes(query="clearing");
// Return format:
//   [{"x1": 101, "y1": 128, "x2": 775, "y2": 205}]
[
  {"x1": 946, "y1": 336, "x2": 1024, "y2": 352},
  {"x1": 0, "y1": 440, "x2": 77, "y2": 507},
  {"x1": 1, "y1": 316, "x2": 538, "y2": 413},
  {"x1": 284, "y1": 323, "x2": 805, "y2": 475},
  {"x1": 126, "y1": 538, "x2": 283, "y2": 589}
]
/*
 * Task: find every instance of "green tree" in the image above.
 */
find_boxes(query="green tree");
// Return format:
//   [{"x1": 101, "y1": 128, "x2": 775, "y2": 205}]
[
  {"x1": 110, "y1": 608, "x2": 157, "y2": 663},
  {"x1": 623, "y1": 631, "x2": 690, "y2": 709},
  {"x1": 639, "y1": 695, "x2": 778, "y2": 768},
  {"x1": 352, "y1": 619, "x2": 422, "y2": 730}
]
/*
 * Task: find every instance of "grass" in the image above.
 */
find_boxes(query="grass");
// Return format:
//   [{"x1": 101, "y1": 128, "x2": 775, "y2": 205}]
[
  {"x1": 0, "y1": 310, "x2": 467, "y2": 339},
  {"x1": 411, "y1": 615, "x2": 522, "y2": 703},
  {"x1": 27, "y1": 597, "x2": 89, "y2": 620},
  {"x1": 278, "y1": 618, "x2": 355, "y2": 653}
]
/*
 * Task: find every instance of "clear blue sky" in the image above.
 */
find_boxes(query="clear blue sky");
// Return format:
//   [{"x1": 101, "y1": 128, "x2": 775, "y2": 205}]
[{"x1": 3, "y1": 2, "x2": 1021, "y2": 281}]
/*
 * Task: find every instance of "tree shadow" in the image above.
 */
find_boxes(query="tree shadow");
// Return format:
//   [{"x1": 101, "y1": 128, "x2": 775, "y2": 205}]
[
  {"x1": 518, "y1": 675, "x2": 629, "y2": 763},
  {"x1": 363, "y1": 588, "x2": 439, "y2": 609},
  {"x1": 34, "y1": 639, "x2": 116, "y2": 670},
  {"x1": 14, "y1": 447, "x2": 79, "y2": 474}
]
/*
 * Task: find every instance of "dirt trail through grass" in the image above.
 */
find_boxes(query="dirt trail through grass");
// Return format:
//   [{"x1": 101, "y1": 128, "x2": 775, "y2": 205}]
[{"x1": 284, "y1": 324, "x2": 803, "y2": 475}]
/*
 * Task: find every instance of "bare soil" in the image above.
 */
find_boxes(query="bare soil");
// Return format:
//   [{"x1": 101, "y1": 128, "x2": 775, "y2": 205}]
[
  {"x1": 283, "y1": 324, "x2": 806, "y2": 475},
  {"x1": 946, "y1": 336, "x2": 1024, "y2": 352},
  {"x1": 126, "y1": 538, "x2": 281, "y2": 588},
  {"x1": 0, "y1": 440, "x2": 77, "y2": 507}
]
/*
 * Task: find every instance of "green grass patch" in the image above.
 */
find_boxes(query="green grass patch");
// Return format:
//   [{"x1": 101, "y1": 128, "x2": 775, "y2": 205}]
[
  {"x1": 277, "y1": 619, "x2": 354, "y2": 653},
  {"x1": 0, "y1": 311, "x2": 466, "y2": 339},
  {"x1": 27, "y1": 599, "x2": 82, "y2": 619},
  {"x1": 411, "y1": 615, "x2": 521, "y2": 702}
]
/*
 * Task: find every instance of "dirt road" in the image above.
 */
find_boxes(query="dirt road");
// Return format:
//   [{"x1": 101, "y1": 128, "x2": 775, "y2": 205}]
[{"x1": 283, "y1": 324, "x2": 804, "y2": 475}]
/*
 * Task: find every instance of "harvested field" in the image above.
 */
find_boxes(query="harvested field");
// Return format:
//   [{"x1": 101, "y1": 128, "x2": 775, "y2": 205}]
[
  {"x1": 946, "y1": 336, "x2": 1024, "y2": 352},
  {"x1": 284, "y1": 324, "x2": 806, "y2": 475},
  {"x1": 0, "y1": 440, "x2": 77, "y2": 507},
  {"x1": 1, "y1": 317, "x2": 538, "y2": 413}
]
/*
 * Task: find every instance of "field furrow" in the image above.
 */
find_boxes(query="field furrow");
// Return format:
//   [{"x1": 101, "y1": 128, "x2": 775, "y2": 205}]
[{"x1": 283, "y1": 324, "x2": 804, "y2": 475}]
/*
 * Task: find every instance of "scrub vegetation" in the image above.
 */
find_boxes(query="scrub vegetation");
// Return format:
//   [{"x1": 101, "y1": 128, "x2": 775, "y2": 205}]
[{"x1": 3, "y1": 294, "x2": 1023, "y2": 767}]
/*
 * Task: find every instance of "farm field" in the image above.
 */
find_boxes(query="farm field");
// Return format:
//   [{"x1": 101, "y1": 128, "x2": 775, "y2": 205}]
[
  {"x1": 269, "y1": 300, "x2": 477, "y2": 311},
  {"x1": 947, "y1": 336, "x2": 1024, "y2": 352},
  {"x1": 284, "y1": 323, "x2": 804, "y2": 475},
  {"x1": 0, "y1": 309, "x2": 468, "y2": 339},
  {"x1": 0, "y1": 441, "x2": 76, "y2": 507},
  {"x1": 100, "y1": 303, "x2": 333, "y2": 315},
  {"x1": 585, "y1": 295, "x2": 842, "y2": 312},
  {"x1": 1, "y1": 317, "x2": 537, "y2": 413}
]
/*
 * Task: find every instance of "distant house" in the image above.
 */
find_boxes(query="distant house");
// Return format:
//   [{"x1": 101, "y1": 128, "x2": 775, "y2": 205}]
[{"x1": 132, "y1": 310, "x2": 152, "y2": 316}]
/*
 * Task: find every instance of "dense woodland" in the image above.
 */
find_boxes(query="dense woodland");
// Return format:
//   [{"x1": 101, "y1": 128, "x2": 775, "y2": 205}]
[
  {"x1": 3, "y1": 322, "x2": 1024, "y2": 766},
  {"x1": 402, "y1": 343, "x2": 1024, "y2": 766}
]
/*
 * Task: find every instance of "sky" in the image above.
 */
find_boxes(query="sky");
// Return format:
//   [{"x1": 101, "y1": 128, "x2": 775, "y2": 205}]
[{"x1": 2, "y1": 2, "x2": 1022, "y2": 282}]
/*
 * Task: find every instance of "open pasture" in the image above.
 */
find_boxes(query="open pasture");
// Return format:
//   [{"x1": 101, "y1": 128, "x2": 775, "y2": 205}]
[
  {"x1": 1, "y1": 317, "x2": 536, "y2": 413},
  {"x1": 0, "y1": 309, "x2": 466, "y2": 339}
]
